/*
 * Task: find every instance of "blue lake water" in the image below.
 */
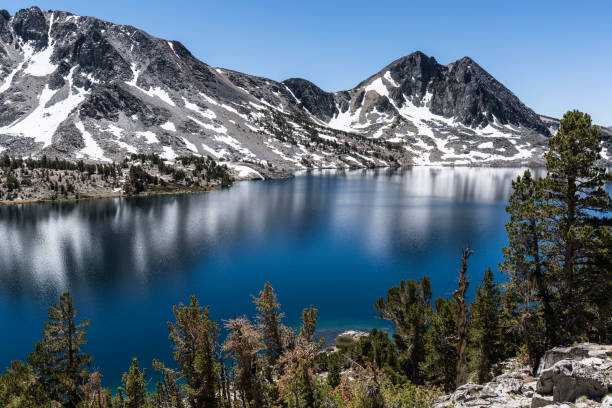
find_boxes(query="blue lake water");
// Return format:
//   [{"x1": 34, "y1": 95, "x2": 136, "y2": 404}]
[{"x1": 0, "y1": 167, "x2": 567, "y2": 388}]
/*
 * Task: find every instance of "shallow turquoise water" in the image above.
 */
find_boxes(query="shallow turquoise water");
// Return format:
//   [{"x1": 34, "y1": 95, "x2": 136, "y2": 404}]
[{"x1": 0, "y1": 167, "x2": 555, "y2": 388}]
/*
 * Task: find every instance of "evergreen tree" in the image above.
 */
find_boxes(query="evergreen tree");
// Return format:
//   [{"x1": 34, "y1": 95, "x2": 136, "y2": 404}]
[
  {"x1": 454, "y1": 247, "x2": 472, "y2": 387},
  {"x1": 114, "y1": 388, "x2": 125, "y2": 408},
  {"x1": 501, "y1": 109, "x2": 611, "y2": 365},
  {"x1": 168, "y1": 296, "x2": 219, "y2": 408},
  {"x1": 497, "y1": 284, "x2": 525, "y2": 362},
  {"x1": 121, "y1": 358, "x2": 148, "y2": 408},
  {"x1": 299, "y1": 305, "x2": 318, "y2": 343},
  {"x1": 298, "y1": 361, "x2": 315, "y2": 408},
  {"x1": 421, "y1": 297, "x2": 456, "y2": 392},
  {"x1": 469, "y1": 268, "x2": 502, "y2": 384},
  {"x1": 0, "y1": 361, "x2": 39, "y2": 408},
  {"x1": 28, "y1": 292, "x2": 92, "y2": 407},
  {"x1": 501, "y1": 170, "x2": 557, "y2": 349},
  {"x1": 222, "y1": 317, "x2": 264, "y2": 408},
  {"x1": 327, "y1": 353, "x2": 341, "y2": 389},
  {"x1": 151, "y1": 361, "x2": 185, "y2": 408},
  {"x1": 590, "y1": 229, "x2": 612, "y2": 343},
  {"x1": 343, "y1": 367, "x2": 386, "y2": 408},
  {"x1": 277, "y1": 341, "x2": 319, "y2": 408},
  {"x1": 541, "y1": 110, "x2": 611, "y2": 342},
  {"x1": 375, "y1": 277, "x2": 432, "y2": 384},
  {"x1": 253, "y1": 282, "x2": 285, "y2": 363},
  {"x1": 500, "y1": 276, "x2": 546, "y2": 371},
  {"x1": 78, "y1": 371, "x2": 110, "y2": 408},
  {"x1": 340, "y1": 329, "x2": 402, "y2": 384}
]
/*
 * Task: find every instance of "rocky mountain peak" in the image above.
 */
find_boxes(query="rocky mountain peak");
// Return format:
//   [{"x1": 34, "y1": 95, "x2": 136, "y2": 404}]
[
  {"x1": 12, "y1": 6, "x2": 50, "y2": 51},
  {"x1": 282, "y1": 77, "x2": 337, "y2": 122},
  {"x1": 0, "y1": 11, "x2": 12, "y2": 45},
  {"x1": 378, "y1": 51, "x2": 442, "y2": 97},
  {"x1": 386, "y1": 50, "x2": 439, "y2": 71}
]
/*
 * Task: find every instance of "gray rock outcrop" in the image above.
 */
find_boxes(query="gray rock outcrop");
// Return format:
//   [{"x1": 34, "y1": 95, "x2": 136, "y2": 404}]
[{"x1": 437, "y1": 344, "x2": 612, "y2": 408}]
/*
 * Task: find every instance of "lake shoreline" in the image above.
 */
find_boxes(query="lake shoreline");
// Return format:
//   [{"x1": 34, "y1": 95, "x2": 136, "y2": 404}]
[
  {"x1": 0, "y1": 184, "x2": 224, "y2": 206},
  {"x1": 0, "y1": 163, "x2": 547, "y2": 206}
]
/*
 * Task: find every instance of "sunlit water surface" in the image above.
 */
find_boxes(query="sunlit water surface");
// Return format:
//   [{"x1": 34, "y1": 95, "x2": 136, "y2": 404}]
[{"x1": 3, "y1": 167, "x2": 603, "y2": 388}]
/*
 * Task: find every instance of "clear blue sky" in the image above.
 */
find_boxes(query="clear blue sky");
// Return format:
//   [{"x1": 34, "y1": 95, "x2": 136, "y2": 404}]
[{"x1": 4, "y1": 0, "x2": 612, "y2": 125}]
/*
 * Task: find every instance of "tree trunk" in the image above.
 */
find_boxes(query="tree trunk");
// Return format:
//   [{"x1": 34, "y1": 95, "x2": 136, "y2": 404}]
[
  {"x1": 530, "y1": 219, "x2": 557, "y2": 348},
  {"x1": 455, "y1": 246, "x2": 472, "y2": 388},
  {"x1": 222, "y1": 364, "x2": 231, "y2": 408},
  {"x1": 520, "y1": 311, "x2": 539, "y2": 374},
  {"x1": 562, "y1": 175, "x2": 577, "y2": 335},
  {"x1": 241, "y1": 390, "x2": 247, "y2": 408}
]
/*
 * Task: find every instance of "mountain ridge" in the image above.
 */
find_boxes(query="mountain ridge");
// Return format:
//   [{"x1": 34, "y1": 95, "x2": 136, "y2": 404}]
[{"x1": 0, "y1": 6, "x2": 609, "y2": 176}]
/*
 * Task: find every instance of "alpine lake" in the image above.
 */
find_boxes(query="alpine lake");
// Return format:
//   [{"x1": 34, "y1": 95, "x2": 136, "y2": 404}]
[{"x1": 2, "y1": 167, "x2": 609, "y2": 388}]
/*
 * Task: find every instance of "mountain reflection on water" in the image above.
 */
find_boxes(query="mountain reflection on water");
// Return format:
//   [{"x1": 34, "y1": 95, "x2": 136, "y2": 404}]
[{"x1": 0, "y1": 167, "x2": 543, "y2": 297}]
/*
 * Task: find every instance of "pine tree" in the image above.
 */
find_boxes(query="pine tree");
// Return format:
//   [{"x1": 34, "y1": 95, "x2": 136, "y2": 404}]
[
  {"x1": 375, "y1": 277, "x2": 432, "y2": 384},
  {"x1": 501, "y1": 170, "x2": 557, "y2": 349},
  {"x1": 222, "y1": 317, "x2": 264, "y2": 408},
  {"x1": 151, "y1": 361, "x2": 185, "y2": 408},
  {"x1": 541, "y1": 110, "x2": 611, "y2": 342},
  {"x1": 327, "y1": 353, "x2": 341, "y2": 389},
  {"x1": 253, "y1": 282, "x2": 285, "y2": 363},
  {"x1": 298, "y1": 361, "x2": 315, "y2": 407},
  {"x1": 500, "y1": 273, "x2": 546, "y2": 371},
  {"x1": 122, "y1": 358, "x2": 148, "y2": 408},
  {"x1": 590, "y1": 230, "x2": 612, "y2": 343},
  {"x1": 454, "y1": 247, "x2": 472, "y2": 388},
  {"x1": 497, "y1": 283, "x2": 526, "y2": 362},
  {"x1": 28, "y1": 292, "x2": 92, "y2": 407},
  {"x1": 277, "y1": 341, "x2": 319, "y2": 408},
  {"x1": 78, "y1": 371, "x2": 109, "y2": 408},
  {"x1": 168, "y1": 296, "x2": 219, "y2": 408},
  {"x1": 470, "y1": 268, "x2": 502, "y2": 383},
  {"x1": 114, "y1": 388, "x2": 125, "y2": 408},
  {"x1": 421, "y1": 297, "x2": 457, "y2": 392},
  {"x1": 0, "y1": 361, "x2": 39, "y2": 407},
  {"x1": 299, "y1": 305, "x2": 318, "y2": 343}
]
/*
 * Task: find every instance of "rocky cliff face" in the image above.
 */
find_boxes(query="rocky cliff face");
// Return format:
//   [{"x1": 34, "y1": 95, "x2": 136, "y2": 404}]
[
  {"x1": 437, "y1": 343, "x2": 612, "y2": 408},
  {"x1": 0, "y1": 7, "x2": 609, "y2": 175}
]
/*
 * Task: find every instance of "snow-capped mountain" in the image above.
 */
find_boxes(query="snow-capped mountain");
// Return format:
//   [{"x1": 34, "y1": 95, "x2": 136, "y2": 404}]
[
  {"x1": 0, "y1": 7, "x2": 609, "y2": 174},
  {"x1": 283, "y1": 53, "x2": 554, "y2": 166}
]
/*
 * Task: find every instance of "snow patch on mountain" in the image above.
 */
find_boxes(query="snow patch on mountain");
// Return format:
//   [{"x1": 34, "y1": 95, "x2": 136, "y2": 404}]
[
  {"x1": 75, "y1": 121, "x2": 110, "y2": 162},
  {"x1": 22, "y1": 43, "x2": 57, "y2": 77},
  {"x1": 136, "y1": 131, "x2": 159, "y2": 144},
  {"x1": 126, "y1": 64, "x2": 175, "y2": 106},
  {"x1": 160, "y1": 122, "x2": 176, "y2": 132},
  {"x1": 160, "y1": 146, "x2": 177, "y2": 160},
  {"x1": 181, "y1": 137, "x2": 198, "y2": 153},
  {"x1": 0, "y1": 67, "x2": 87, "y2": 147}
]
